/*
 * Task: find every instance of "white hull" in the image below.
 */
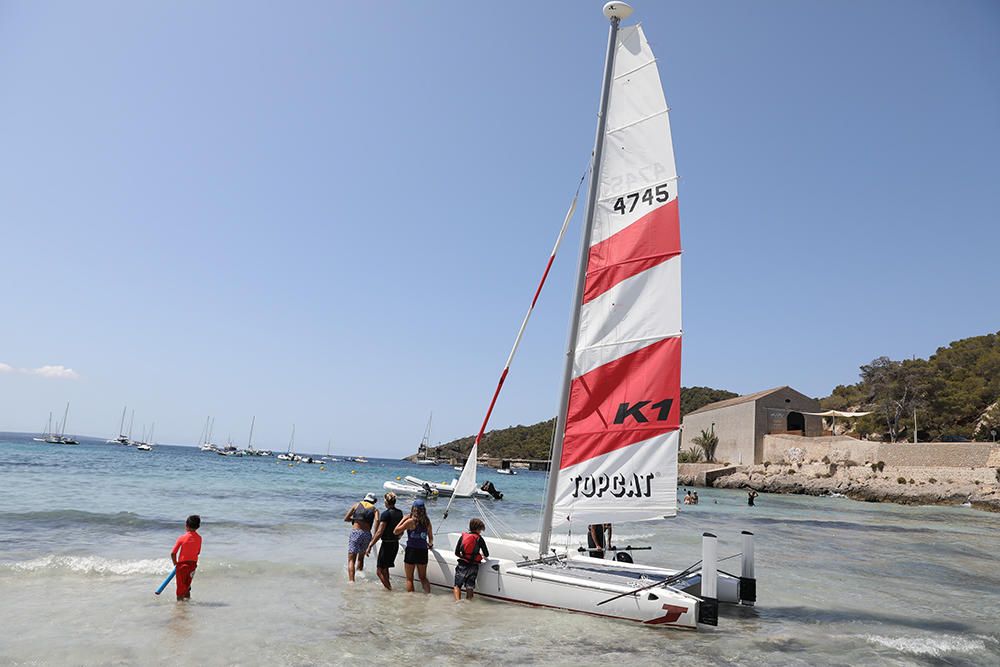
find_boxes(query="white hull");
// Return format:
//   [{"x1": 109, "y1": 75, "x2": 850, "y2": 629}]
[
  {"x1": 388, "y1": 534, "x2": 703, "y2": 628},
  {"x1": 404, "y1": 475, "x2": 494, "y2": 500},
  {"x1": 383, "y1": 481, "x2": 436, "y2": 497}
]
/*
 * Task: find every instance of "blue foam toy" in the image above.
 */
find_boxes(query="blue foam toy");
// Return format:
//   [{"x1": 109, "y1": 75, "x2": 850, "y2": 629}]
[{"x1": 155, "y1": 567, "x2": 176, "y2": 595}]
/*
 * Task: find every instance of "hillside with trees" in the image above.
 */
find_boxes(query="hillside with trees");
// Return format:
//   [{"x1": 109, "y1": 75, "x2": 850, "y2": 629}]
[
  {"x1": 420, "y1": 386, "x2": 738, "y2": 461},
  {"x1": 821, "y1": 331, "x2": 1000, "y2": 442}
]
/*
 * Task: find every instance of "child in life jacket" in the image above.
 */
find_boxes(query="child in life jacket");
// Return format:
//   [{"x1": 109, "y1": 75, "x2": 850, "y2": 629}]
[{"x1": 453, "y1": 517, "x2": 489, "y2": 601}]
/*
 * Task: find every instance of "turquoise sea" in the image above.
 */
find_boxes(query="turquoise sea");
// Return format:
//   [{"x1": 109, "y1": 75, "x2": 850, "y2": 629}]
[{"x1": 2, "y1": 433, "x2": 999, "y2": 666}]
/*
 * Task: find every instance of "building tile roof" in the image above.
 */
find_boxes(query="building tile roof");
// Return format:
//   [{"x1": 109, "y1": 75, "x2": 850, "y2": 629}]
[{"x1": 686, "y1": 386, "x2": 792, "y2": 416}]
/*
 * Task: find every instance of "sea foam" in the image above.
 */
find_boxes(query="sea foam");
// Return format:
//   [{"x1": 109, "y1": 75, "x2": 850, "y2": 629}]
[
  {"x1": 865, "y1": 634, "x2": 990, "y2": 656},
  {"x1": 2, "y1": 555, "x2": 173, "y2": 576}
]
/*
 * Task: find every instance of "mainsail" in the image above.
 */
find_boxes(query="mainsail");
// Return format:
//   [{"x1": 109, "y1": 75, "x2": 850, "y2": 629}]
[{"x1": 545, "y1": 23, "x2": 681, "y2": 533}]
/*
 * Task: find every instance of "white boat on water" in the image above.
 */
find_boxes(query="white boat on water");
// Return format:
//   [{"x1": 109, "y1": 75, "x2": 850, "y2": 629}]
[
  {"x1": 389, "y1": 4, "x2": 756, "y2": 630},
  {"x1": 106, "y1": 406, "x2": 132, "y2": 445},
  {"x1": 384, "y1": 480, "x2": 438, "y2": 498},
  {"x1": 403, "y1": 475, "x2": 497, "y2": 501},
  {"x1": 414, "y1": 413, "x2": 439, "y2": 465},
  {"x1": 198, "y1": 416, "x2": 217, "y2": 452},
  {"x1": 277, "y1": 425, "x2": 297, "y2": 461},
  {"x1": 496, "y1": 467, "x2": 517, "y2": 475}
]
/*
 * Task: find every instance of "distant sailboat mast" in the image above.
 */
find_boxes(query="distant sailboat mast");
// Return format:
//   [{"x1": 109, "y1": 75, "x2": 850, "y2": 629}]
[{"x1": 60, "y1": 402, "x2": 70, "y2": 438}]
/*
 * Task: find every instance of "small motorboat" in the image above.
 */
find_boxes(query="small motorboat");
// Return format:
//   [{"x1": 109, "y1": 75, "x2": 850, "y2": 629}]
[
  {"x1": 496, "y1": 467, "x2": 517, "y2": 475},
  {"x1": 136, "y1": 443, "x2": 152, "y2": 451},
  {"x1": 404, "y1": 475, "x2": 498, "y2": 500},
  {"x1": 384, "y1": 480, "x2": 438, "y2": 498}
]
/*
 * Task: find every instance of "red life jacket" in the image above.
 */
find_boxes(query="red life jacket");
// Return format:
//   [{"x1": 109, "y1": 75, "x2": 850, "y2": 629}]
[{"x1": 458, "y1": 532, "x2": 483, "y2": 564}]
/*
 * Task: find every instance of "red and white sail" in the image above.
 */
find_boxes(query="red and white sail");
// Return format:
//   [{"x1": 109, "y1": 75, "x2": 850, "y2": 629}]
[{"x1": 552, "y1": 24, "x2": 681, "y2": 525}]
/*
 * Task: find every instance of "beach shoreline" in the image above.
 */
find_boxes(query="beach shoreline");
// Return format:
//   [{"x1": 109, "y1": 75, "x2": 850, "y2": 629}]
[{"x1": 680, "y1": 462, "x2": 1000, "y2": 513}]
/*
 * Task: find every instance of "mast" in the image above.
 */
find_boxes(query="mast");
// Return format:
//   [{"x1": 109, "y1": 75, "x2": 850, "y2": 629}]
[
  {"x1": 60, "y1": 402, "x2": 70, "y2": 437},
  {"x1": 119, "y1": 406, "x2": 127, "y2": 436},
  {"x1": 248, "y1": 416, "x2": 256, "y2": 449},
  {"x1": 128, "y1": 409, "x2": 135, "y2": 439},
  {"x1": 538, "y1": 2, "x2": 629, "y2": 557}
]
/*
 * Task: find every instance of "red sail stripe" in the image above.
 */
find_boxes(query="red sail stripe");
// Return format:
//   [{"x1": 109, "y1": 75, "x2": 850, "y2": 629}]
[
  {"x1": 560, "y1": 336, "x2": 681, "y2": 469},
  {"x1": 583, "y1": 199, "x2": 680, "y2": 304}
]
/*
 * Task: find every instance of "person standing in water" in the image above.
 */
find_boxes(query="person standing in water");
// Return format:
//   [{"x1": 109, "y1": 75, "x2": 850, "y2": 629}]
[
  {"x1": 587, "y1": 523, "x2": 612, "y2": 559},
  {"x1": 394, "y1": 498, "x2": 433, "y2": 593},
  {"x1": 367, "y1": 492, "x2": 404, "y2": 591},
  {"x1": 747, "y1": 489, "x2": 759, "y2": 507},
  {"x1": 170, "y1": 515, "x2": 202, "y2": 601},
  {"x1": 344, "y1": 492, "x2": 379, "y2": 582},
  {"x1": 453, "y1": 518, "x2": 489, "y2": 601}
]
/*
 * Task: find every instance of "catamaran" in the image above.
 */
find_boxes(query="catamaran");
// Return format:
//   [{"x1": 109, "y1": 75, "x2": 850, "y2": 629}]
[
  {"x1": 388, "y1": 3, "x2": 756, "y2": 629},
  {"x1": 106, "y1": 406, "x2": 132, "y2": 445},
  {"x1": 198, "y1": 416, "x2": 218, "y2": 452},
  {"x1": 136, "y1": 423, "x2": 154, "y2": 451},
  {"x1": 46, "y1": 402, "x2": 78, "y2": 444}
]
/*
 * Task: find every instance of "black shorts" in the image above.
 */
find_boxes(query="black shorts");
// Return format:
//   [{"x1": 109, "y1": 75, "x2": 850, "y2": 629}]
[
  {"x1": 377, "y1": 541, "x2": 399, "y2": 569},
  {"x1": 454, "y1": 561, "x2": 479, "y2": 590},
  {"x1": 404, "y1": 547, "x2": 428, "y2": 565}
]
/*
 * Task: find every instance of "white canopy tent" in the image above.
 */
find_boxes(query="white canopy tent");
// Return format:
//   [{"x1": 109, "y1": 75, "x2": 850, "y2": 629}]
[{"x1": 801, "y1": 410, "x2": 873, "y2": 435}]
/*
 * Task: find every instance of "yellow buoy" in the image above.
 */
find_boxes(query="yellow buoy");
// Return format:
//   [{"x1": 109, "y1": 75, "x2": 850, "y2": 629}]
[
  {"x1": 396, "y1": 476, "x2": 401, "y2": 481},
  {"x1": 351, "y1": 470, "x2": 357, "y2": 474},
  {"x1": 288, "y1": 463, "x2": 293, "y2": 467}
]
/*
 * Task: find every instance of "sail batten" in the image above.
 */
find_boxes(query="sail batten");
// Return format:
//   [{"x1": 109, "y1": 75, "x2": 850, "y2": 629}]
[{"x1": 548, "y1": 22, "x2": 681, "y2": 529}]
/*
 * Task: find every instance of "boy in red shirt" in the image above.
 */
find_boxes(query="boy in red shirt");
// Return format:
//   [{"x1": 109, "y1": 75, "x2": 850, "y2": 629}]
[{"x1": 171, "y1": 515, "x2": 202, "y2": 601}]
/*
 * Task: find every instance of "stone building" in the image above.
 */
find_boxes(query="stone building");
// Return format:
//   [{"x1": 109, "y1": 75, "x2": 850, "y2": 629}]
[{"x1": 680, "y1": 386, "x2": 823, "y2": 465}]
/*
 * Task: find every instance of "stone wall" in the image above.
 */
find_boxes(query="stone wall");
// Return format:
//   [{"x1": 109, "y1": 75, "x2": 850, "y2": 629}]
[
  {"x1": 877, "y1": 443, "x2": 996, "y2": 468},
  {"x1": 763, "y1": 434, "x2": 879, "y2": 464},
  {"x1": 763, "y1": 433, "x2": 1000, "y2": 468}
]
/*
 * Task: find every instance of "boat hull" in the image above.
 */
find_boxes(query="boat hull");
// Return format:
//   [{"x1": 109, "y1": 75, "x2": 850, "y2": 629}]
[{"x1": 387, "y1": 534, "x2": 700, "y2": 629}]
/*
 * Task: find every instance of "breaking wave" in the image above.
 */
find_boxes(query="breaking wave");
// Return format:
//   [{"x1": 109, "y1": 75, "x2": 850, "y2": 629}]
[{"x1": 2, "y1": 555, "x2": 173, "y2": 576}]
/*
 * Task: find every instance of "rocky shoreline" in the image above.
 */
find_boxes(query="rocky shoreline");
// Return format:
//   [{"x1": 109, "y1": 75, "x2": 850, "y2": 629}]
[{"x1": 680, "y1": 462, "x2": 1000, "y2": 513}]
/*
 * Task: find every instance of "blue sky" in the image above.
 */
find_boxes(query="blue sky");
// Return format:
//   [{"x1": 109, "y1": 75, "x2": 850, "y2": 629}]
[{"x1": 1, "y1": 1, "x2": 997, "y2": 455}]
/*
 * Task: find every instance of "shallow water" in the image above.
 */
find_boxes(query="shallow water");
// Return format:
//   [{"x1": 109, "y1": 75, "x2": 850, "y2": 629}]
[{"x1": 2, "y1": 434, "x2": 998, "y2": 666}]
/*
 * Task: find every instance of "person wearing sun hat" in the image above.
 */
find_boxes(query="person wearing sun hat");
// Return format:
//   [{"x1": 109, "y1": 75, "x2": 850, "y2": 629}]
[{"x1": 343, "y1": 492, "x2": 379, "y2": 582}]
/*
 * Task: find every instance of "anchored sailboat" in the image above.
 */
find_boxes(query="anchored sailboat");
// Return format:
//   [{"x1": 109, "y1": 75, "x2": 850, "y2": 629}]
[
  {"x1": 414, "y1": 413, "x2": 439, "y2": 465},
  {"x1": 389, "y1": 3, "x2": 756, "y2": 629},
  {"x1": 107, "y1": 406, "x2": 132, "y2": 445},
  {"x1": 277, "y1": 425, "x2": 296, "y2": 461}
]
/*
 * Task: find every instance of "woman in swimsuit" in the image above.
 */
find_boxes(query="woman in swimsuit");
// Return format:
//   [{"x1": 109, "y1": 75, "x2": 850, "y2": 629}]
[{"x1": 394, "y1": 498, "x2": 433, "y2": 593}]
